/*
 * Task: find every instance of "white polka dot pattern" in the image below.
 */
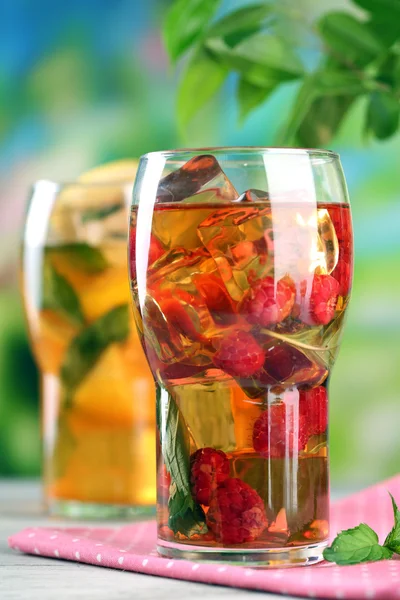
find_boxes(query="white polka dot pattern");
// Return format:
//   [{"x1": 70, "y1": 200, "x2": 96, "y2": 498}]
[{"x1": 7, "y1": 475, "x2": 400, "y2": 599}]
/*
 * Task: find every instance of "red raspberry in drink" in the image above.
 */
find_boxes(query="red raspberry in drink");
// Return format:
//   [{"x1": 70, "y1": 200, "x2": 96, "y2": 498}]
[
  {"x1": 206, "y1": 478, "x2": 267, "y2": 543},
  {"x1": 213, "y1": 330, "x2": 265, "y2": 378},
  {"x1": 300, "y1": 386, "x2": 328, "y2": 436},
  {"x1": 253, "y1": 402, "x2": 308, "y2": 458},
  {"x1": 308, "y1": 274, "x2": 340, "y2": 325},
  {"x1": 332, "y1": 259, "x2": 352, "y2": 297},
  {"x1": 190, "y1": 447, "x2": 230, "y2": 506},
  {"x1": 241, "y1": 275, "x2": 295, "y2": 326}
]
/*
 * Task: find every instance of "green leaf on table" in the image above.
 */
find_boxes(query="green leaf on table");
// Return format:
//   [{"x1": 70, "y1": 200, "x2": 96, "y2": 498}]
[
  {"x1": 42, "y1": 262, "x2": 84, "y2": 326},
  {"x1": 366, "y1": 90, "x2": 400, "y2": 139},
  {"x1": 60, "y1": 304, "x2": 130, "y2": 406},
  {"x1": 205, "y1": 33, "x2": 304, "y2": 88},
  {"x1": 207, "y1": 3, "x2": 273, "y2": 47},
  {"x1": 81, "y1": 203, "x2": 122, "y2": 224},
  {"x1": 383, "y1": 493, "x2": 400, "y2": 553},
  {"x1": 164, "y1": 0, "x2": 221, "y2": 62},
  {"x1": 47, "y1": 243, "x2": 108, "y2": 273},
  {"x1": 323, "y1": 523, "x2": 393, "y2": 565},
  {"x1": 318, "y1": 12, "x2": 384, "y2": 68},
  {"x1": 237, "y1": 78, "x2": 275, "y2": 121},
  {"x1": 160, "y1": 391, "x2": 207, "y2": 536},
  {"x1": 177, "y1": 47, "x2": 228, "y2": 127}
]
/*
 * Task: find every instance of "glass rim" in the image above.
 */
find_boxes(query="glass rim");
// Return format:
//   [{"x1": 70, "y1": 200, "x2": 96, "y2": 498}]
[{"x1": 141, "y1": 146, "x2": 340, "y2": 160}]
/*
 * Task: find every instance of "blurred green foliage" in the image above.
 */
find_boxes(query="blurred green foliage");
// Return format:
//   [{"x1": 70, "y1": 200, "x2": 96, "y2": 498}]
[
  {"x1": 164, "y1": 0, "x2": 400, "y2": 145},
  {"x1": 1, "y1": 0, "x2": 400, "y2": 491}
]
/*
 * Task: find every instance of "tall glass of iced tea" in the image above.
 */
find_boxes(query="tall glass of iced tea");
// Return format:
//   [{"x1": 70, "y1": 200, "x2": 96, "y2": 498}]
[
  {"x1": 22, "y1": 164, "x2": 156, "y2": 517},
  {"x1": 129, "y1": 148, "x2": 353, "y2": 565}
]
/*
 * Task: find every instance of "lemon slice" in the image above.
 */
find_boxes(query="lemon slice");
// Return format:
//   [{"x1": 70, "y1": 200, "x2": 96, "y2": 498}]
[
  {"x1": 52, "y1": 159, "x2": 139, "y2": 241},
  {"x1": 78, "y1": 159, "x2": 139, "y2": 184}
]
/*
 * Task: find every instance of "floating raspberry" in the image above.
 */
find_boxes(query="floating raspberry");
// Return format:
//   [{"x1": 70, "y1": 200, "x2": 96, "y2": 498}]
[
  {"x1": 241, "y1": 275, "x2": 295, "y2": 326},
  {"x1": 213, "y1": 330, "x2": 265, "y2": 378},
  {"x1": 253, "y1": 402, "x2": 308, "y2": 458},
  {"x1": 261, "y1": 341, "x2": 314, "y2": 385},
  {"x1": 332, "y1": 259, "x2": 352, "y2": 297},
  {"x1": 300, "y1": 386, "x2": 328, "y2": 437},
  {"x1": 308, "y1": 274, "x2": 340, "y2": 325},
  {"x1": 206, "y1": 478, "x2": 267, "y2": 544},
  {"x1": 190, "y1": 447, "x2": 230, "y2": 506}
]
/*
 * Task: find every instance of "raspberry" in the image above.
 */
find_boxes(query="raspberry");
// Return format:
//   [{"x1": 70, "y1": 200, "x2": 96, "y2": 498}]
[
  {"x1": 206, "y1": 478, "x2": 267, "y2": 544},
  {"x1": 213, "y1": 331, "x2": 265, "y2": 378},
  {"x1": 241, "y1": 275, "x2": 295, "y2": 326},
  {"x1": 261, "y1": 341, "x2": 313, "y2": 385},
  {"x1": 253, "y1": 402, "x2": 308, "y2": 458},
  {"x1": 300, "y1": 386, "x2": 328, "y2": 437},
  {"x1": 308, "y1": 274, "x2": 339, "y2": 325},
  {"x1": 190, "y1": 447, "x2": 230, "y2": 506},
  {"x1": 332, "y1": 259, "x2": 352, "y2": 297}
]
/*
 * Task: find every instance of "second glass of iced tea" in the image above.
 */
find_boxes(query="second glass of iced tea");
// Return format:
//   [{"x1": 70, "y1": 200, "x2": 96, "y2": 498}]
[
  {"x1": 129, "y1": 148, "x2": 353, "y2": 565},
  {"x1": 22, "y1": 172, "x2": 156, "y2": 517}
]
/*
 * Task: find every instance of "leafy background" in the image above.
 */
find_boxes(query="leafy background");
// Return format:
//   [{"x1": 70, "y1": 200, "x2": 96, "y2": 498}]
[{"x1": 1, "y1": 0, "x2": 399, "y2": 492}]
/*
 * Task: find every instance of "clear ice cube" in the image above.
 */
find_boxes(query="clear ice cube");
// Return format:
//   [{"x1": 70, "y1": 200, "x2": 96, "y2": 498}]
[
  {"x1": 156, "y1": 154, "x2": 238, "y2": 203},
  {"x1": 235, "y1": 189, "x2": 269, "y2": 202},
  {"x1": 197, "y1": 205, "x2": 273, "y2": 302}
]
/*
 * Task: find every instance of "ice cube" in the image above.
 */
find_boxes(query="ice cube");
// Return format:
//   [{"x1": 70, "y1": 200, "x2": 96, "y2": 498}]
[
  {"x1": 156, "y1": 154, "x2": 238, "y2": 203},
  {"x1": 267, "y1": 205, "x2": 339, "y2": 283},
  {"x1": 148, "y1": 247, "x2": 240, "y2": 333},
  {"x1": 198, "y1": 205, "x2": 273, "y2": 302},
  {"x1": 235, "y1": 189, "x2": 269, "y2": 202}
]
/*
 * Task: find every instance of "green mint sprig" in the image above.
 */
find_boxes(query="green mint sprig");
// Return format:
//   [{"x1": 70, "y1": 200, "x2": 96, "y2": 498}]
[{"x1": 323, "y1": 492, "x2": 400, "y2": 565}]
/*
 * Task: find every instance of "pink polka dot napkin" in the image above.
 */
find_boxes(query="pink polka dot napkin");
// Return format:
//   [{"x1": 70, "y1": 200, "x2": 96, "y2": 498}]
[{"x1": 9, "y1": 475, "x2": 400, "y2": 599}]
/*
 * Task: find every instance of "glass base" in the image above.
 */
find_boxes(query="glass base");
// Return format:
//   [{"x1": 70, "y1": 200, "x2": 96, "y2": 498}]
[
  {"x1": 157, "y1": 539, "x2": 327, "y2": 567},
  {"x1": 48, "y1": 498, "x2": 156, "y2": 520}
]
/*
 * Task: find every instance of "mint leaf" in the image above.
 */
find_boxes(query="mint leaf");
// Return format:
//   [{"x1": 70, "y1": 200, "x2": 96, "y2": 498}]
[
  {"x1": 318, "y1": 12, "x2": 384, "y2": 68},
  {"x1": 81, "y1": 203, "x2": 122, "y2": 224},
  {"x1": 42, "y1": 261, "x2": 84, "y2": 326},
  {"x1": 177, "y1": 47, "x2": 227, "y2": 127},
  {"x1": 206, "y1": 33, "x2": 303, "y2": 88},
  {"x1": 207, "y1": 4, "x2": 273, "y2": 47},
  {"x1": 323, "y1": 523, "x2": 393, "y2": 565},
  {"x1": 47, "y1": 243, "x2": 108, "y2": 273},
  {"x1": 298, "y1": 94, "x2": 356, "y2": 148},
  {"x1": 353, "y1": 0, "x2": 400, "y2": 19},
  {"x1": 164, "y1": 0, "x2": 221, "y2": 62},
  {"x1": 366, "y1": 90, "x2": 400, "y2": 140},
  {"x1": 384, "y1": 493, "x2": 400, "y2": 553},
  {"x1": 237, "y1": 77, "x2": 275, "y2": 122},
  {"x1": 158, "y1": 389, "x2": 207, "y2": 536},
  {"x1": 60, "y1": 304, "x2": 129, "y2": 405}
]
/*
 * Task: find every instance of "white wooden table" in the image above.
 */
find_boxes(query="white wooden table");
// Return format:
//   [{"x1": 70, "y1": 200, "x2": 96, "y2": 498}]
[{"x1": 0, "y1": 480, "x2": 296, "y2": 600}]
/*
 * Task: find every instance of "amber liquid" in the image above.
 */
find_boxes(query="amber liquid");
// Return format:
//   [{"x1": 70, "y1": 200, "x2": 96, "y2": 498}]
[
  {"x1": 23, "y1": 240, "x2": 156, "y2": 507},
  {"x1": 131, "y1": 201, "x2": 352, "y2": 547}
]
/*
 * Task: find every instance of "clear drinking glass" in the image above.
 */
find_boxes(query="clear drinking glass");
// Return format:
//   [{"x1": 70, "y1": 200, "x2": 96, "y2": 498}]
[
  {"x1": 21, "y1": 179, "x2": 156, "y2": 517},
  {"x1": 128, "y1": 148, "x2": 353, "y2": 565}
]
